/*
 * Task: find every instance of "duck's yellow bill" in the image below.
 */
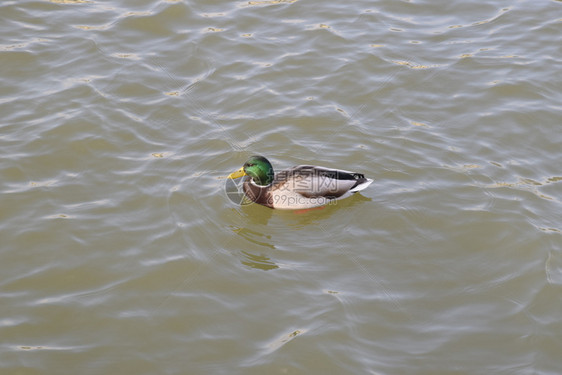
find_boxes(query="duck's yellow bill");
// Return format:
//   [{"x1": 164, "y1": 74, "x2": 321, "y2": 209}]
[{"x1": 227, "y1": 167, "x2": 246, "y2": 179}]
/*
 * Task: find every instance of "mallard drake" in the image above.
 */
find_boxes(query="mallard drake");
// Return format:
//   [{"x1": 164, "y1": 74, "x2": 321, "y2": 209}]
[{"x1": 228, "y1": 155, "x2": 373, "y2": 209}]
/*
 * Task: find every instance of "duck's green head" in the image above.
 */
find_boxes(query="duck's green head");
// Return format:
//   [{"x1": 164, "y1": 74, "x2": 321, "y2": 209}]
[{"x1": 228, "y1": 155, "x2": 274, "y2": 186}]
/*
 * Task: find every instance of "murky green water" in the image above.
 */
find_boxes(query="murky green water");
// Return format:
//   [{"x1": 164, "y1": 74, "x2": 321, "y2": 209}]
[{"x1": 1, "y1": 0, "x2": 561, "y2": 374}]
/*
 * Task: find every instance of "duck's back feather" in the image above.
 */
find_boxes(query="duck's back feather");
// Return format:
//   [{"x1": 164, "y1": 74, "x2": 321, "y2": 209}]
[{"x1": 273, "y1": 165, "x2": 371, "y2": 201}]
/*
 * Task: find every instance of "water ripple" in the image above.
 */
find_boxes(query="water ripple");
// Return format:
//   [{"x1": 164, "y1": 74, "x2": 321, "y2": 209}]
[{"x1": 1, "y1": 0, "x2": 562, "y2": 373}]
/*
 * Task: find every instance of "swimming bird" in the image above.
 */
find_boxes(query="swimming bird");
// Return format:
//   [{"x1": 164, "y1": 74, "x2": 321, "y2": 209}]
[{"x1": 228, "y1": 155, "x2": 373, "y2": 209}]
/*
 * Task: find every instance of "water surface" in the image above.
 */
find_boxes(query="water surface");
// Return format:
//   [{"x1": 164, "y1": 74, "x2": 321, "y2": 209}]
[{"x1": 1, "y1": 0, "x2": 561, "y2": 374}]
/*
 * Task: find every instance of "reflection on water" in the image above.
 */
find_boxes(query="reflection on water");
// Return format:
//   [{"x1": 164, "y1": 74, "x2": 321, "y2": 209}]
[
  {"x1": 229, "y1": 193, "x2": 374, "y2": 271},
  {"x1": 231, "y1": 225, "x2": 275, "y2": 249},
  {"x1": 240, "y1": 250, "x2": 279, "y2": 271}
]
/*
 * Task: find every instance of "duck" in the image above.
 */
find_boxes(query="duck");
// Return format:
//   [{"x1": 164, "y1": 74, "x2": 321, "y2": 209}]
[{"x1": 227, "y1": 155, "x2": 373, "y2": 209}]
